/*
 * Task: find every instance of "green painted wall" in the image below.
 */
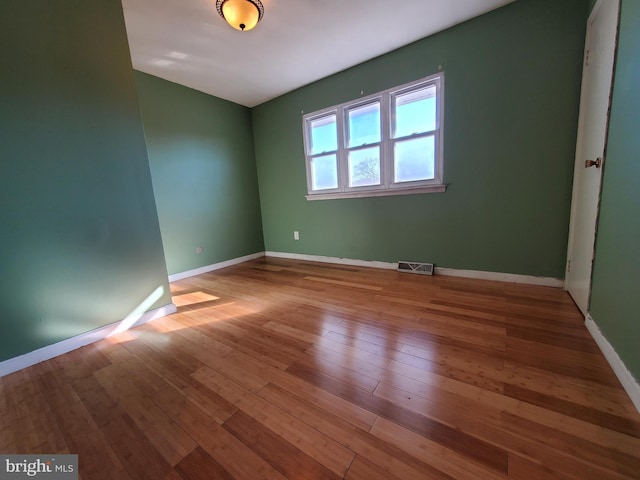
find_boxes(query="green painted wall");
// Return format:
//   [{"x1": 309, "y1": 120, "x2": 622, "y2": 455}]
[
  {"x1": 0, "y1": 1, "x2": 172, "y2": 362},
  {"x1": 590, "y1": 0, "x2": 640, "y2": 380},
  {"x1": 252, "y1": 0, "x2": 588, "y2": 279},
  {"x1": 135, "y1": 72, "x2": 264, "y2": 276}
]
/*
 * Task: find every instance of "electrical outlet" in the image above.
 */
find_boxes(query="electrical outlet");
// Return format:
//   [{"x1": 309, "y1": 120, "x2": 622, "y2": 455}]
[
  {"x1": 196, "y1": 247, "x2": 203, "y2": 254},
  {"x1": 294, "y1": 231, "x2": 299, "y2": 240}
]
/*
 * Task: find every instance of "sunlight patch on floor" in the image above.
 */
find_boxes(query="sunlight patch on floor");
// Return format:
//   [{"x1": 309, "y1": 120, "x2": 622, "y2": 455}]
[{"x1": 172, "y1": 291, "x2": 220, "y2": 307}]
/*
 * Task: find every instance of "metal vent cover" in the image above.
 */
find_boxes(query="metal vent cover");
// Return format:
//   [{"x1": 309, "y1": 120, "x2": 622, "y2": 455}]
[{"x1": 397, "y1": 261, "x2": 434, "y2": 275}]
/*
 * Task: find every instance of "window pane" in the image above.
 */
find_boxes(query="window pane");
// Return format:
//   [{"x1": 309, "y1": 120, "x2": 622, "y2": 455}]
[
  {"x1": 394, "y1": 136, "x2": 435, "y2": 183},
  {"x1": 349, "y1": 147, "x2": 380, "y2": 187},
  {"x1": 347, "y1": 102, "x2": 380, "y2": 148},
  {"x1": 309, "y1": 115, "x2": 337, "y2": 154},
  {"x1": 394, "y1": 86, "x2": 436, "y2": 138},
  {"x1": 311, "y1": 154, "x2": 338, "y2": 190}
]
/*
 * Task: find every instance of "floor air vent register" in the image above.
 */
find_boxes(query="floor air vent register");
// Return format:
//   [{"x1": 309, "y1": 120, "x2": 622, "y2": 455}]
[{"x1": 397, "y1": 261, "x2": 434, "y2": 275}]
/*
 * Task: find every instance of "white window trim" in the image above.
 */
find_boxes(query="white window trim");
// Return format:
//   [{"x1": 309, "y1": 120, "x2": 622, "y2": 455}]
[{"x1": 303, "y1": 72, "x2": 446, "y2": 201}]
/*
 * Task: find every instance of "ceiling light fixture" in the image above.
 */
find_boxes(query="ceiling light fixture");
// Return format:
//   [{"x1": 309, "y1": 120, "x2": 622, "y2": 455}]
[{"x1": 216, "y1": 0, "x2": 264, "y2": 32}]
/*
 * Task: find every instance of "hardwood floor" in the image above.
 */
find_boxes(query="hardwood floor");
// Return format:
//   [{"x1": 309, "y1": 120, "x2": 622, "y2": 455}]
[{"x1": 2, "y1": 257, "x2": 640, "y2": 479}]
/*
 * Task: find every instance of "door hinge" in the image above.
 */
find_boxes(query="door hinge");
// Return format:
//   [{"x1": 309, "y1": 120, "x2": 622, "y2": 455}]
[
  {"x1": 585, "y1": 49, "x2": 590, "y2": 66},
  {"x1": 567, "y1": 260, "x2": 571, "y2": 273}
]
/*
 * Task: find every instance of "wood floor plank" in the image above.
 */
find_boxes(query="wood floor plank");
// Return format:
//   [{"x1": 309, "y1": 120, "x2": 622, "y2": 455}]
[
  {"x1": 376, "y1": 371, "x2": 637, "y2": 479},
  {"x1": 192, "y1": 366, "x2": 356, "y2": 477},
  {"x1": 2, "y1": 258, "x2": 639, "y2": 479},
  {"x1": 41, "y1": 380, "x2": 99, "y2": 452},
  {"x1": 505, "y1": 337, "x2": 623, "y2": 387},
  {"x1": 101, "y1": 413, "x2": 175, "y2": 480},
  {"x1": 72, "y1": 429, "x2": 133, "y2": 480},
  {"x1": 414, "y1": 311, "x2": 507, "y2": 349},
  {"x1": 105, "y1": 344, "x2": 237, "y2": 423},
  {"x1": 199, "y1": 319, "x2": 305, "y2": 368},
  {"x1": 180, "y1": 314, "x2": 292, "y2": 371},
  {"x1": 400, "y1": 342, "x2": 505, "y2": 380},
  {"x1": 159, "y1": 319, "x2": 236, "y2": 366},
  {"x1": 153, "y1": 378, "x2": 238, "y2": 427},
  {"x1": 91, "y1": 337, "x2": 135, "y2": 364},
  {"x1": 385, "y1": 356, "x2": 640, "y2": 460},
  {"x1": 226, "y1": 347, "x2": 379, "y2": 431},
  {"x1": 371, "y1": 417, "x2": 508, "y2": 480},
  {"x1": 506, "y1": 324, "x2": 601, "y2": 353},
  {"x1": 256, "y1": 381, "x2": 455, "y2": 480},
  {"x1": 194, "y1": 347, "x2": 271, "y2": 392},
  {"x1": 68, "y1": 366, "x2": 129, "y2": 424},
  {"x1": 115, "y1": 349, "x2": 190, "y2": 395},
  {"x1": 160, "y1": 385, "x2": 289, "y2": 480},
  {"x1": 221, "y1": 314, "x2": 313, "y2": 352},
  {"x1": 421, "y1": 299, "x2": 588, "y2": 337},
  {"x1": 300, "y1": 347, "x2": 385, "y2": 393},
  {"x1": 407, "y1": 326, "x2": 507, "y2": 359},
  {"x1": 325, "y1": 320, "x2": 411, "y2": 351},
  {"x1": 373, "y1": 381, "x2": 639, "y2": 479},
  {"x1": 263, "y1": 319, "x2": 330, "y2": 345},
  {"x1": 304, "y1": 275, "x2": 384, "y2": 291},
  {"x1": 312, "y1": 333, "x2": 393, "y2": 368},
  {"x1": 500, "y1": 411, "x2": 640, "y2": 479},
  {"x1": 344, "y1": 456, "x2": 403, "y2": 480},
  {"x1": 263, "y1": 307, "x2": 342, "y2": 337},
  {"x1": 372, "y1": 379, "x2": 504, "y2": 432},
  {"x1": 503, "y1": 362, "x2": 638, "y2": 419},
  {"x1": 503, "y1": 383, "x2": 640, "y2": 437},
  {"x1": 3, "y1": 372, "x2": 69, "y2": 453},
  {"x1": 95, "y1": 364, "x2": 197, "y2": 466},
  {"x1": 506, "y1": 453, "x2": 574, "y2": 480},
  {"x1": 174, "y1": 446, "x2": 234, "y2": 480},
  {"x1": 431, "y1": 298, "x2": 581, "y2": 327},
  {"x1": 223, "y1": 410, "x2": 342, "y2": 480},
  {"x1": 392, "y1": 348, "x2": 506, "y2": 393},
  {"x1": 286, "y1": 361, "x2": 509, "y2": 473}
]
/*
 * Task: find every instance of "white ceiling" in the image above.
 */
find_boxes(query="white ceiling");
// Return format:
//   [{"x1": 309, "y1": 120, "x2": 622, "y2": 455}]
[{"x1": 122, "y1": 0, "x2": 514, "y2": 107}]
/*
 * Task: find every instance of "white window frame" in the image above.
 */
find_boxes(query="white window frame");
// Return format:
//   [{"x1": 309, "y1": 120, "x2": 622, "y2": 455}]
[{"x1": 303, "y1": 72, "x2": 446, "y2": 200}]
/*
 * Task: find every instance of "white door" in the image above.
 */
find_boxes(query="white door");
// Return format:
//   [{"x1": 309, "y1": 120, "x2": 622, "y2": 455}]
[{"x1": 565, "y1": 0, "x2": 619, "y2": 315}]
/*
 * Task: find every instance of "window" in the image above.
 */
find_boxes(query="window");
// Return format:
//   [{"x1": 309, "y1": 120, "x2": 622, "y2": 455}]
[{"x1": 303, "y1": 72, "x2": 445, "y2": 200}]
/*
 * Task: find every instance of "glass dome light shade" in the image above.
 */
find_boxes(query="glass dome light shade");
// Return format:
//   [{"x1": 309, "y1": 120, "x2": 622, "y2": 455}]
[{"x1": 218, "y1": 0, "x2": 263, "y2": 31}]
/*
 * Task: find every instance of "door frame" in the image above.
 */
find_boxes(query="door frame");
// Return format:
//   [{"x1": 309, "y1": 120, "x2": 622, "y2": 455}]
[{"x1": 564, "y1": 0, "x2": 620, "y2": 310}]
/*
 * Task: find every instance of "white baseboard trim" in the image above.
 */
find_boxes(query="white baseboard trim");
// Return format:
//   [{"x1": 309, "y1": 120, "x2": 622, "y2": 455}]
[
  {"x1": 0, "y1": 303, "x2": 177, "y2": 378},
  {"x1": 265, "y1": 251, "x2": 563, "y2": 287},
  {"x1": 265, "y1": 251, "x2": 397, "y2": 270},
  {"x1": 168, "y1": 251, "x2": 266, "y2": 282},
  {"x1": 434, "y1": 267, "x2": 563, "y2": 287},
  {"x1": 585, "y1": 314, "x2": 640, "y2": 414}
]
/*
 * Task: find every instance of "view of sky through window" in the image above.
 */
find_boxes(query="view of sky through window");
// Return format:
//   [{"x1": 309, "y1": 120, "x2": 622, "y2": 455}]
[
  {"x1": 310, "y1": 115, "x2": 337, "y2": 154},
  {"x1": 311, "y1": 154, "x2": 338, "y2": 190},
  {"x1": 348, "y1": 103, "x2": 381, "y2": 147},
  {"x1": 395, "y1": 136, "x2": 435, "y2": 182},
  {"x1": 394, "y1": 86, "x2": 436, "y2": 138}
]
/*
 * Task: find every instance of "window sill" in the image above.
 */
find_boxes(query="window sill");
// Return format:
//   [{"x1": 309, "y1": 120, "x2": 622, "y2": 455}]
[{"x1": 305, "y1": 184, "x2": 447, "y2": 201}]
